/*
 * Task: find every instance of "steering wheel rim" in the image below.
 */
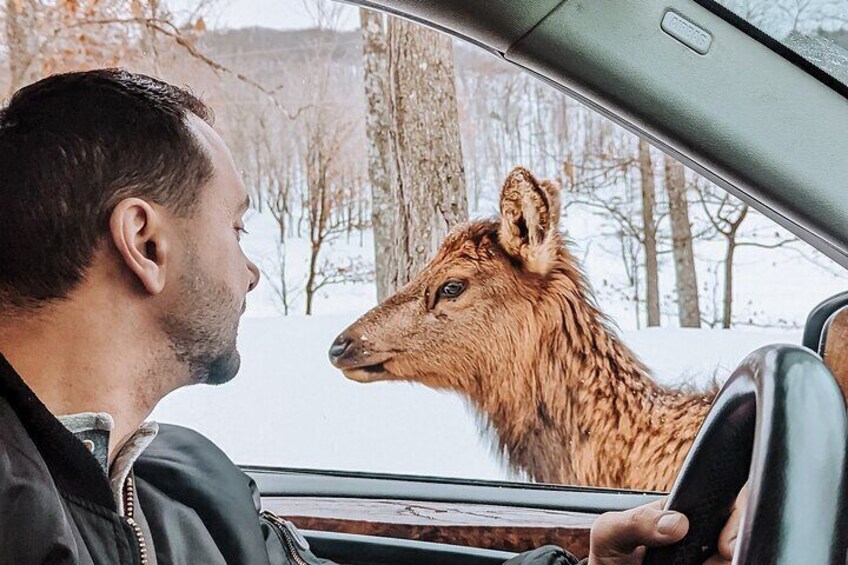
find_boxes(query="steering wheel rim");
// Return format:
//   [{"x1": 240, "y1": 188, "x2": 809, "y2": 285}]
[{"x1": 644, "y1": 345, "x2": 848, "y2": 565}]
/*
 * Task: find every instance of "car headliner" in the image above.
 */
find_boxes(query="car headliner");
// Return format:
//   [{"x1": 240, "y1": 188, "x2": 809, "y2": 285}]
[{"x1": 342, "y1": 0, "x2": 848, "y2": 271}]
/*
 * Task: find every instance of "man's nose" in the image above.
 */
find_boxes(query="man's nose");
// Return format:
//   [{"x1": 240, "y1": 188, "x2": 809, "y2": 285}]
[
  {"x1": 247, "y1": 258, "x2": 260, "y2": 292},
  {"x1": 328, "y1": 334, "x2": 353, "y2": 365}
]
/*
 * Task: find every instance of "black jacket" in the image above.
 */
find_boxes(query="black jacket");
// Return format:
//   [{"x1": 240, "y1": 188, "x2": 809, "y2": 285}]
[{"x1": 0, "y1": 353, "x2": 582, "y2": 564}]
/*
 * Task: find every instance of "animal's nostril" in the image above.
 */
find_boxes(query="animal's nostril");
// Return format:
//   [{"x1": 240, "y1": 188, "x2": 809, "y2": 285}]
[{"x1": 329, "y1": 336, "x2": 353, "y2": 363}]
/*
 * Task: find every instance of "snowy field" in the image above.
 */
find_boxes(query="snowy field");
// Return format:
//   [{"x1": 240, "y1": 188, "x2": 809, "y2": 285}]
[
  {"x1": 152, "y1": 316, "x2": 800, "y2": 481},
  {"x1": 149, "y1": 206, "x2": 842, "y2": 482}
]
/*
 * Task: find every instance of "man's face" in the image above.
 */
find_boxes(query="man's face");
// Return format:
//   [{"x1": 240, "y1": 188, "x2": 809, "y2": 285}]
[{"x1": 160, "y1": 115, "x2": 260, "y2": 386}]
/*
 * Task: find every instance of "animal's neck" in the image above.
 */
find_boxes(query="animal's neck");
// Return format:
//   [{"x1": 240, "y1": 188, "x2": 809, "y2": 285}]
[{"x1": 474, "y1": 258, "x2": 713, "y2": 489}]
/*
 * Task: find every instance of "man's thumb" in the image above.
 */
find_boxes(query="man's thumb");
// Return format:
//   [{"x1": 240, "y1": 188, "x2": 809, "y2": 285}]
[{"x1": 591, "y1": 503, "x2": 689, "y2": 557}]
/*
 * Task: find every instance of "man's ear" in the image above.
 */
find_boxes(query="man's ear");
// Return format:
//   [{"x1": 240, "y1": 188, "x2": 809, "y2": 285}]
[
  {"x1": 498, "y1": 166, "x2": 562, "y2": 275},
  {"x1": 109, "y1": 198, "x2": 169, "y2": 295}
]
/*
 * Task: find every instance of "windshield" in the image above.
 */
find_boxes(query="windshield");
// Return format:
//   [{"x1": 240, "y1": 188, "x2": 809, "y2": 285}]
[{"x1": 713, "y1": 0, "x2": 848, "y2": 86}]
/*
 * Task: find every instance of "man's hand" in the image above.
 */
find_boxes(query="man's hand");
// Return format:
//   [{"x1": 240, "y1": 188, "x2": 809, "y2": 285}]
[
  {"x1": 587, "y1": 487, "x2": 746, "y2": 565},
  {"x1": 588, "y1": 499, "x2": 688, "y2": 565},
  {"x1": 704, "y1": 485, "x2": 746, "y2": 565}
]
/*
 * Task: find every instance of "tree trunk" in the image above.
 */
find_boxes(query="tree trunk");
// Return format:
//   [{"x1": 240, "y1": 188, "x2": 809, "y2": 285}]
[
  {"x1": 359, "y1": 8, "x2": 398, "y2": 302},
  {"x1": 721, "y1": 202, "x2": 748, "y2": 329},
  {"x1": 386, "y1": 17, "x2": 468, "y2": 287},
  {"x1": 304, "y1": 124, "x2": 330, "y2": 316},
  {"x1": 637, "y1": 139, "x2": 660, "y2": 327},
  {"x1": 277, "y1": 217, "x2": 289, "y2": 316},
  {"x1": 305, "y1": 241, "x2": 320, "y2": 316},
  {"x1": 722, "y1": 239, "x2": 735, "y2": 329},
  {"x1": 664, "y1": 156, "x2": 701, "y2": 327}
]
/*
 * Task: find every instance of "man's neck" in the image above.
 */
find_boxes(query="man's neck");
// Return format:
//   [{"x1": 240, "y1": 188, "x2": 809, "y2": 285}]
[{"x1": 0, "y1": 303, "x2": 177, "y2": 460}]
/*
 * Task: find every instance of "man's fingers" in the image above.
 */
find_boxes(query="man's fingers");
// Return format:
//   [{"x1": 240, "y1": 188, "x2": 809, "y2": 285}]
[
  {"x1": 589, "y1": 499, "x2": 689, "y2": 561},
  {"x1": 717, "y1": 533, "x2": 737, "y2": 561},
  {"x1": 718, "y1": 485, "x2": 746, "y2": 559}
]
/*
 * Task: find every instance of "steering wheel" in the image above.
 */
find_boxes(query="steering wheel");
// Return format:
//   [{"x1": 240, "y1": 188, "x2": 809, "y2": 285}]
[{"x1": 644, "y1": 345, "x2": 848, "y2": 564}]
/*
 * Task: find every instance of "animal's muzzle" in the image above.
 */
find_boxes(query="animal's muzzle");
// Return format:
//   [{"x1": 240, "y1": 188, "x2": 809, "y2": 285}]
[{"x1": 328, "y1": 335, "x2": 353, "y2": 366}]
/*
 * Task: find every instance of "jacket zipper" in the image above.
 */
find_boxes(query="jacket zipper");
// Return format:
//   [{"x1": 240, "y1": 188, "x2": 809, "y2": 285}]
[
  {"x1": 261, "y1": 510, "x2": 308, "y2": 565},
  {"x1": 123, "y1": 475, "x2": 149, "y2": 565}
]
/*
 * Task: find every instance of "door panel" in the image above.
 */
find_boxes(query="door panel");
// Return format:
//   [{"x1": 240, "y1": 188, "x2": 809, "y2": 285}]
[
  {"x1": 247, "y1": 467, "x2": 662, "y2": 559},
  {"x1": 304, "y1": 530, "x2": 516, "y2": 565}
]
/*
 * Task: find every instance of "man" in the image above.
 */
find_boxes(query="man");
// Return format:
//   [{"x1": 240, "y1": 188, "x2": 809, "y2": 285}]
[{"x1": 0, "y1": 69, "x2": 736, "y2": 564}]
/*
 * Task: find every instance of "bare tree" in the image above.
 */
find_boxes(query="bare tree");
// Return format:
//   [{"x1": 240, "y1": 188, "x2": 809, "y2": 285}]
[
  {"x1": 695, "y1": 182, "x2": 748, "y2": 328},
  {"x1": 637, "y1": 139, "x2": 660, "y2": 327},
  {"x1": 263, "y1": 123, "x2": 296, "y2": 315},
  {"x1": 615, "y1": 227, "x2": 644, "y2": 329},
  {"x1": 664, "y1": 156, "x2": 701, "y2": 327},
  {"x1": 302, "y1": 114, "x2": 358, "y2": 315},
  {"x1": 558, "y1": 112, "x2": 653, "y2": 328},
  {"x1": 291, "y1": 4, "x2": 370, "y2": 314}
]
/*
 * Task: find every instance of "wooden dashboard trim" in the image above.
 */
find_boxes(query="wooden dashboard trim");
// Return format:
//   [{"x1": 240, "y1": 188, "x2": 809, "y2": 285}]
[{"x1": 264, "y1": 496, "x2": 597, "y2": 558}]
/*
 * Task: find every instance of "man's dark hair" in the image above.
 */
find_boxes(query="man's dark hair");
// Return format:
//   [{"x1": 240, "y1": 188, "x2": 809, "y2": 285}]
[{"x1": 0, "y1": 68, "x2": 214, "y2": 309}]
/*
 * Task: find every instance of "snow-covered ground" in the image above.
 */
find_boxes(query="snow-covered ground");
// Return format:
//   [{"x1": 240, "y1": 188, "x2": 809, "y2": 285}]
[{"x1": 152, "y1": 316, "x2": 800, "y2": 480}]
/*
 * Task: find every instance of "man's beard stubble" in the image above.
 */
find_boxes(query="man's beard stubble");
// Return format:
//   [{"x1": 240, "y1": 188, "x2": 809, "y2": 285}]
[{"x1": 161, "y1": 251, "x2": 245, "y2": 386}]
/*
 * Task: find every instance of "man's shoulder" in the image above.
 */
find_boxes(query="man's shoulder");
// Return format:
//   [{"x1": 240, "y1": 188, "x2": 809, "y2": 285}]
[
  {"x1": 134, "y1": 423, "x2": 273, "y2": 565},
  {"x1": 0, "y1": 396, "x2": 71, "y2": 529},
  {"x1": 136, "y1": 423, "x2": 247, "y2": 485},
  {"x1": 134, "y1": 423, "x2": 258, "y2": 508},
  {"x1": 0, "y1": 396, "x2": 50, "y2": 472},
  {"x1": 141, "y1": 423, "x2": 231, "y2": 462}
]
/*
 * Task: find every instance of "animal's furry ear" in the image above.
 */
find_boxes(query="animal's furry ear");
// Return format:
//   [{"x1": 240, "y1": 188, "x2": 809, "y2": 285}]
[
  {"x1": 498, "y1": 166, "x2": 562, "y2": 275},
  {"x1": 539, "y1": 179, "x2": 561, "y2": 229}
]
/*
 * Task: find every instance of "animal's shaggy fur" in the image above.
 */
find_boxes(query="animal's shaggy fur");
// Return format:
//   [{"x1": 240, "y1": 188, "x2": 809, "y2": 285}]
[{"x1": 331, "y1": 167, "x2": 715, "y2": 491}]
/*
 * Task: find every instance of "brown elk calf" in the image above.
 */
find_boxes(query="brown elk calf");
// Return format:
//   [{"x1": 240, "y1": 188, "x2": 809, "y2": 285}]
[{"x1": 329, "y1": 166, "x2": 714, "y2": 491}]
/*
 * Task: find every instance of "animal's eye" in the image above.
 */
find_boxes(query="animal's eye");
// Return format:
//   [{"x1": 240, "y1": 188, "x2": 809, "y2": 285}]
[{"x1": 438, "y1": 280, "x2": 466, "y2": 299}]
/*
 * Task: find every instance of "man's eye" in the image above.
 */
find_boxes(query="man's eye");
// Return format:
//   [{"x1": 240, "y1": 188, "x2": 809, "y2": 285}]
[
  {"x1": 438, "y1": 280, "x2": 466, "y2": 299},
  {"x1": 236, "y1": 226, "x2": 249, "y2": 240}
]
